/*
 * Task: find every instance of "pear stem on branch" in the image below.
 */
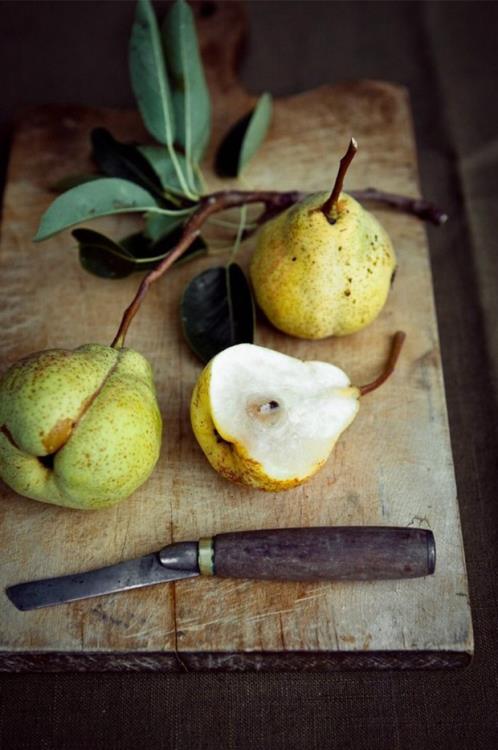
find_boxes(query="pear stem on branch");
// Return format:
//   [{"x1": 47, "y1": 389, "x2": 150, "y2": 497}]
[
  {"x1": 321, "y1": 138, "x2": 359, "y2": 220},
  {"x1": 359, "y1": 331, "x2": 406, "y2": 396},
  {"x1": 111, "y1": 175, "x2": 446, "y2": 348}
]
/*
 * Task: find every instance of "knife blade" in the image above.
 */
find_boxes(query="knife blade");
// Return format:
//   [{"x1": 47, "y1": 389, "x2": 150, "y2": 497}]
[{"x1": 6, "y1": 526, "x2": 435, "y2": 611}]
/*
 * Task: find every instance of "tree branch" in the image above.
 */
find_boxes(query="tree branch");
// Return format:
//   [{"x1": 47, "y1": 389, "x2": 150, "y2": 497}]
[
  {"x1": 350, "y1": 188, "x2": 448, "y2": 226},
  {"x1": 111, "y1": 185, "x2": 446, "y2": 348},
  {"x1": 111, "y1": 190, "x2": 301, "y2": 348}
]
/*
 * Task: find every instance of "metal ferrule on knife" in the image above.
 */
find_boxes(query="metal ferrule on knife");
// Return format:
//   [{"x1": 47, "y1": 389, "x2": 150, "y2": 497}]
[
  {"x1": 197, "y1": 537, "x2": 215, "y2": 576},
  {"x1": 6, "y1": 526, "x2": 436, "y2": 611}
]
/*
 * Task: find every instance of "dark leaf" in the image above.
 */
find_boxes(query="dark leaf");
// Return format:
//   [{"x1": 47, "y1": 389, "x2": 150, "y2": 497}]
[
  {"x1": 74, "y1": 227, "x2": 207, "y2": 279},
  {"x1": 215, "y1": 93, "x2": 272, "y2": 178},
  {"x1": 181, "y1": 263, "x2": 254, "y2": 363},
  {"x1": 91, "y1": 128, "x2": 164, "y2": 198},
  {"x1": 73, "y1": 229, "x2": 136, "y2": 278},
  {"x1": 120, "y1": 231, "x2": 154, "y2": 259},
  {"x1": 123, "y1": 227, "x2": 207, "y2": 271},
  {"x1": 50, "y1": 174, "x2": 100, "y2": 193}
]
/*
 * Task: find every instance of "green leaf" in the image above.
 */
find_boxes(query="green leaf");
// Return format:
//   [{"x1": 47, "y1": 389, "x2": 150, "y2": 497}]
[
  {"x1": 74, "y1": 229, "x2": 136, "y2": 278},
  {"x1": 91, "y1": 128, "x2": 164, "y2": 198},
  {"x1": 34, "y1": 178, "x2": 158, "y2": 242},
  {"x1": 162, "y1": 0, "x2": 211, "y2": 174},
  {"x1": 139, "y1": 145, "x2": 202, "y2": 195},
  {"x1": 215, "y1": 93, "x2": 273, "y2": 178},
  {"x1": 239, "y1": 93, "x2": 273, "y2": 172},
  {"x1": 145, "y1": 209, "x2": 187, "y2": 241},
  {"x1": 129, "y1": 0, "x2": 176, "y2": 148},
  {"x1": 129, "y1": 0, "x2": 192, "y2": 197},
  {"x1": 181, "y1": 263, "x2": 255, "y2": 363}
]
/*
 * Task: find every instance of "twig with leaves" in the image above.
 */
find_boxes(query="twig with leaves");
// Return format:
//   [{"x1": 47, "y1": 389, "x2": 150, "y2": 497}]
[{"x1": 34, "y1": 0, "x2": 447, "y2": 363}]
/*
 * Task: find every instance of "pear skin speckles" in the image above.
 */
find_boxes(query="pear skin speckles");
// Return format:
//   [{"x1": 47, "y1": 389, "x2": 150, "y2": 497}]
[
  {"x1": 250, "y1": 192, "x2": 396, "y2": 339},
  {"x1": 0, "y1": 345, "x2": 162, "y2": 509}
]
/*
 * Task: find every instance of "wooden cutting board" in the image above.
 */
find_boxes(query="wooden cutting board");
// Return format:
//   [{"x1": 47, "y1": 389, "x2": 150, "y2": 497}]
[{"x1": 0, "y1": 2, "x2": 472, "y2": 671}]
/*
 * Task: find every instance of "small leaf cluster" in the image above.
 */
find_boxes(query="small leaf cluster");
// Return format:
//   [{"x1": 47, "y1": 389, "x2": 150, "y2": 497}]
[{"x1": 34, "y1": 0, "x2": 273, "y2": 361}]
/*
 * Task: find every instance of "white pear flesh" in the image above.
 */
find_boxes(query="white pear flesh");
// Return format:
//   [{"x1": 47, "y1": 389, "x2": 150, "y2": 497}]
[{"x1": 191, "y1": 344, "x2": 360, "y2": 491}]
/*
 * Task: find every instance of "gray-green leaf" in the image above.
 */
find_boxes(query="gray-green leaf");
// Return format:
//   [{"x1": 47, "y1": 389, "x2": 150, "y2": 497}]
[
  {"x1": 145, "y1": 210, "x2": 187, "y2": 241},
  {"x1": 129, "y1": 0, "x2": 176, "y2": 148},
  {"x1": 139, "y1": 145, "x2": 202, "y2": 195},
  {"x1": 162, "y1": 0, "x2": 211, "y2": 169},
  {"x1": 214, "y1": 93, "x2": 273, "y2": 177},
  {"x1": 34, "y1": 178, "x2": 157, "y2": 242},
  {"x1": 239, "y1": 93, "x2": 272, "y2": 173}
]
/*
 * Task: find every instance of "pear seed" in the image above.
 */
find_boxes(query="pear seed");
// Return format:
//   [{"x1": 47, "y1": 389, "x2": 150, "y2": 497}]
[{"x1": 259, "y1": 400, "x2": 279, "y2": 414}]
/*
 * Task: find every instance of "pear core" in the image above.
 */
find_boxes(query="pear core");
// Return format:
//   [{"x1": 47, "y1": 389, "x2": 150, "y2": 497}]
[
  {"x1": 250, "y1": 191, "x2": 397, "y2": 339},
  {"x1": 190, "y1": 343, "x2": 360, "y2": 491},
  {"x1": 0, "y1": 344, "x2": 162, "y2": 509}
]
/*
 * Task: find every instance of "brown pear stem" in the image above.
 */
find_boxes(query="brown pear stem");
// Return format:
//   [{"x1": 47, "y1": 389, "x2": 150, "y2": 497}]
[
  {"x1": 359, "y1": 331, "x2": 406, "y2": 396},
  {"x1": 111, "y1": 175, "x2": 445, "y2": 348},
  {"x1": 321, "y1": 138, "x2": 359, "y2": 219}
]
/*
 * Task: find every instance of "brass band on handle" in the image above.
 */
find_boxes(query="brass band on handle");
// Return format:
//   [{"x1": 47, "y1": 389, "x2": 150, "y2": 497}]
[{"x1": 198, "y1": 537, "x2": 215, "y2": 576}]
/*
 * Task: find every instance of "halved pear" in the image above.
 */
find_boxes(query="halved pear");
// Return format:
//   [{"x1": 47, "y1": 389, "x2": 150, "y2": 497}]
[{"x1": 191, "y1": 334, "x2": 405, "y2": 491}]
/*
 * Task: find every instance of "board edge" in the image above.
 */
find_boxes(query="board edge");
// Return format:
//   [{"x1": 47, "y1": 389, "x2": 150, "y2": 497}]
[{"x1": 0, "y1": 649, "x2": 472, "y2": 673}]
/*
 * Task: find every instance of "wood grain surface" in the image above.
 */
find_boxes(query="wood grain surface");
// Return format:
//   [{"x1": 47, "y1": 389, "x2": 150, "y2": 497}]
[{"x1": 0, "y1": 1, "x2": 472, "y2": 670}]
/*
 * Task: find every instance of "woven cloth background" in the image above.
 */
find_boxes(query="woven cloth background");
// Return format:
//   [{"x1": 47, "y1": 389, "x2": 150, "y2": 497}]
[{"x1": 0, "y1": 2, "x2": 497, "y2": 748}]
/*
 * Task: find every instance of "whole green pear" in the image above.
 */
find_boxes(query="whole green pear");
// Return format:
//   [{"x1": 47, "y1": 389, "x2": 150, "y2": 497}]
[
  {"x1": 0, "y1": 344, "x2": 162, "y2": 509},
  {"x1": 250, "y1": 139, "x2": 397, "y2": 339}
]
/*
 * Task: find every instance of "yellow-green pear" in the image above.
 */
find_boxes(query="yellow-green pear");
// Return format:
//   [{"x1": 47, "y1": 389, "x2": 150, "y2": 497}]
[
  {"x1": 190, "y1": 332, "x2": 404, "y2": 491},
  {"x1": 0, "y1": 344, "x2": 162, "y2": 509},
  {"x1": 250, "y1": 139, "x2": 396, "y2": 339}
]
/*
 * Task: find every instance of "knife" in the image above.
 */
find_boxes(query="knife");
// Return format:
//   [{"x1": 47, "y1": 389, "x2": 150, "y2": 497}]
[{"x1": 6, "y1": 526, "x2": 435, "y2": 611}]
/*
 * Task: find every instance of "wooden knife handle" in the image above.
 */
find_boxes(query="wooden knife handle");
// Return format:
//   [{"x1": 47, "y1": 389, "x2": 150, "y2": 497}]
[{"x1": 205, "y1": 527, "x2": 435, "y2": 582}]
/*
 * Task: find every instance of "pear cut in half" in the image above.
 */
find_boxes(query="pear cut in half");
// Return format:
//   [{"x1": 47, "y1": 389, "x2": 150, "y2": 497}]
[{"x1": 190, "y1": 334, "x2": 405, "y2": 491}]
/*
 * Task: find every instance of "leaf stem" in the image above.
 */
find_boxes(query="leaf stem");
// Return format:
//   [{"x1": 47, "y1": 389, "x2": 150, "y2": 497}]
[
  {"x1": 146, "y1": 206, "x2": 195, "y2": 217},
  {"x1": 359, "y1": 331, "x2": 406, "y2": 396},
  {"x1": 193, "y1": 163, "x2": 208, "y2": 194},
  {"x1": 229, "y1": 205, "x2": 247, "y2": 261},
  {"x1": 166, "y1": 141, "x2": 198, "y2": 201}
]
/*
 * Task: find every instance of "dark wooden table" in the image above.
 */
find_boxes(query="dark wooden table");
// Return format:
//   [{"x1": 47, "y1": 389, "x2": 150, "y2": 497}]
[{"x1": 0, "y1": 2, "x2": 497, "y2": 748}]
